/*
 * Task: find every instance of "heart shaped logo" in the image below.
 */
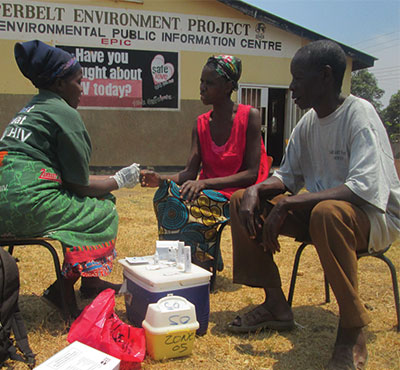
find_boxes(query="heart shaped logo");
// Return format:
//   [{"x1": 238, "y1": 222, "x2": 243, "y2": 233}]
[{"x1": 151, "y1": 54, "x2": 174, "y2": 85}]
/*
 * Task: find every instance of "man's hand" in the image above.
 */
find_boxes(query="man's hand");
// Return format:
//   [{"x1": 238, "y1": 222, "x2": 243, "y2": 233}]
[
  {"x1": 239, "y1": 185, "x2": 263, "y2": 240},
  {"x1": 261, "y1": 199, "x2": 289, "y2": 254}
]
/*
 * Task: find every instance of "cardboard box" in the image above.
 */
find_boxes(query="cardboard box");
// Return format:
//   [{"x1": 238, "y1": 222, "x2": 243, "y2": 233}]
[
  {"x1": 119, "y1": 259, "x2": 212, "y2": 335},
  {"x1": 34, "y1": 341, "x2": 120, "y2": 370}
]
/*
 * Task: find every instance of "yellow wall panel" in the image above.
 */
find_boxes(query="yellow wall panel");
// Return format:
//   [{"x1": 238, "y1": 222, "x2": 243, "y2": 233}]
[{"x1": 0, "y1": 40, "x2": 36, "y2": 94}]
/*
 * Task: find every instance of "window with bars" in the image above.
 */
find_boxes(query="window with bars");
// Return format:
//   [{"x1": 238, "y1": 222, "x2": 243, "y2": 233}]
[{"x1": 238, "y1": 84, "x2": 268, "y2": 134}]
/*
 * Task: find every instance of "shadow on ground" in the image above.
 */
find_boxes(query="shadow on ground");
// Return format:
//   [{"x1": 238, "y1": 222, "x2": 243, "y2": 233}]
[{"x1": 209, "y1": 305, "x2": 377, "y2": 370}]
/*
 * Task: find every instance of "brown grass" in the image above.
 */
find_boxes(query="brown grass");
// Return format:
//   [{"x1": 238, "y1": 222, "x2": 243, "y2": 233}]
[{"x1": 4, "y1": 187, "x2": 400, "y2": 370}]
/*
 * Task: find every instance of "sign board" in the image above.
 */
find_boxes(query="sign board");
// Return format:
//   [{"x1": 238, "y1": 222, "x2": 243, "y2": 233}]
[
  {"x1": 61, "y1": 45, "x2": 178, "y2": 109},
  {"x1": 0, "y1": 0, "x2": 300, "y2": 56},
  {"x1": 0, "y1": 0, "x2": 301, "y2": 109}
]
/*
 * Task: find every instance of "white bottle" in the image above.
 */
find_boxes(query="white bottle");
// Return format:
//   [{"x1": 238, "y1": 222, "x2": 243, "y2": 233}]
[
  {"x1": 184, "y1": 246, "x2": 191, "y2": 273},
  {"x1": 177, "y1": 241, "x2": 184, "y2": 269},
  {"x1": 153, "y1": 251, "x2": 159, "y2": 265}
]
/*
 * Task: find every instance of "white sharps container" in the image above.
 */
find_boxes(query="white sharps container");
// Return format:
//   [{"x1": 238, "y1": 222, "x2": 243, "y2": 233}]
[{"x1": 142, "y1": 295, "x2": 199, "y2": 360}]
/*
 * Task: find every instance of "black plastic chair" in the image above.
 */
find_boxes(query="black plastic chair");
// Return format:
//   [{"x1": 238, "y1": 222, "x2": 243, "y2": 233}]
[
  {"x1": 210, "y1": 222, "x2": 229, "y2": 291},
  {"x1": 0, "y1": 237, "x2": 69, "y2": 320},
  {"x1": 287, "y1": 241, "x2": 400, "y2": 332}
]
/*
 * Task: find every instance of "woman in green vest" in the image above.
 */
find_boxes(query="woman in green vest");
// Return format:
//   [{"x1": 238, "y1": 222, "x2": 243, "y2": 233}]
[{"x1": 0, "y1": 40, "x2": 140, "y2": 317}]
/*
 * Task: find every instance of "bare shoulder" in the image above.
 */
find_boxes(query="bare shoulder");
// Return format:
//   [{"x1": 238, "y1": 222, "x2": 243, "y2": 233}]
[{"x1": 248, "y1": 107, "x2": 261, "y2": 128}]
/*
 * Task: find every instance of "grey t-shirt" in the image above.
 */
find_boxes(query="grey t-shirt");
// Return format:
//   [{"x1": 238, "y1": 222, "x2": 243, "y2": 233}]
[{"x1": 274, "y1": 94, "x2": 400, "y2": 252}]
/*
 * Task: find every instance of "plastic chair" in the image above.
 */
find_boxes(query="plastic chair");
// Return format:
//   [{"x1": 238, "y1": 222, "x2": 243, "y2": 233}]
[
  {"x1": 0, "y1": 237, "x2": 69, "y2": 320},
  {"x1": 210, "y1": 222, "x2": 229, "y2": 291},
  {"x1": 288, "y1": 159, "x2": 400, "y2": 331},
  {"x1": 287, "y1": 240, "x2": 400, "y2": 332}
]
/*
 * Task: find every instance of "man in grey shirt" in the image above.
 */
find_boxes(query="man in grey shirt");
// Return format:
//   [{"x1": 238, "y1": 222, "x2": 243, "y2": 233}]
[{"x1": 228, "y1": 40, "x2": 400, "y2": 370}]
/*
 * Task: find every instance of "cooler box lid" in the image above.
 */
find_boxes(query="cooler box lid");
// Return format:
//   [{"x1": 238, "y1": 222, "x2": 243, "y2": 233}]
[{"x1": 119, "y1": 258, "x2": 212, "y2": 291}]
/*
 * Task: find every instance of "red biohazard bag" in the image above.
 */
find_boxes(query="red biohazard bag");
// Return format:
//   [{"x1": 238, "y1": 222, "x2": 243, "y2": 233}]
[{"x1": 67, "y1": 289, "x2": 146, "y2": 369}]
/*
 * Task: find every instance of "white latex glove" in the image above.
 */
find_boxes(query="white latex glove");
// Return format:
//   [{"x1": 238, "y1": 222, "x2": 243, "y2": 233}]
[{"x1": 111, "y1": 163, "x2": 140, "y2": 189}]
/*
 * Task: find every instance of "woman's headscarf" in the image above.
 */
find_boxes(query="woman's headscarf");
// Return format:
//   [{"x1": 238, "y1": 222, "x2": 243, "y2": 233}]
[
  {"x1": 14, "y1": 40, "x2": 81, "y2": 88},
  {"x1": 206, "y1": 55, "x2": 242, "y2": 90}
]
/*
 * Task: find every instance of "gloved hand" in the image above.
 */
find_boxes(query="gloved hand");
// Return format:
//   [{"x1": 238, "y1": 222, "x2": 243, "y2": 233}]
[{"x1": 111, "y1": 163, "x2": 140, "y2": 189}]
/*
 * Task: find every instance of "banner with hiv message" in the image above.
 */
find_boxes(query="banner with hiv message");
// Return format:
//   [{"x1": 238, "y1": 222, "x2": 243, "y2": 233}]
[{"x1": 60, "y1": 45, "x2": 179, "y2": 109}]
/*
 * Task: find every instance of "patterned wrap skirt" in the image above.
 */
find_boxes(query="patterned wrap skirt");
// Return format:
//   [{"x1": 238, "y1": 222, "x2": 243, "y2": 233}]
[
  {"x1": 153, "y1": 180, "x2": 229, "y2": 270},
  {"x1": 0, "y1": 152, "x2": 118, "y2": 278}
]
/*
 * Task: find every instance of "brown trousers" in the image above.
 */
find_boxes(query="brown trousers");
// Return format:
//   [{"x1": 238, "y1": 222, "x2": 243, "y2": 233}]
[{"x1": 230, "y1": 189, "x2": 371, "y2": 328}]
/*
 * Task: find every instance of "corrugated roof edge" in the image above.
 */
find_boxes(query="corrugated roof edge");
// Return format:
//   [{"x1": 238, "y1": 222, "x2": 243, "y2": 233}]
[{"x1": 217, "y1": 0, "x2": 377, "y2": 70}]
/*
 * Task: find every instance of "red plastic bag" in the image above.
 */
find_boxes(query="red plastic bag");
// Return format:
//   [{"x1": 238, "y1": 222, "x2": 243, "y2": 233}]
[{"x1": 67, "y1": 288, "x2": 146, "y2": 369}]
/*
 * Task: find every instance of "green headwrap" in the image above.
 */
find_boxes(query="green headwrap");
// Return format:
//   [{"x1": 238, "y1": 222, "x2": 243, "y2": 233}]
[{"x1": 206, "y1": 55, "x2": 242, "y2": 90}]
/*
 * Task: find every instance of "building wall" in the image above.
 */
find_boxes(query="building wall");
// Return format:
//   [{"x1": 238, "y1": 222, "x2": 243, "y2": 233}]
[{"x1": 0, "y1": 0, "x2": 353, "y2": 169}]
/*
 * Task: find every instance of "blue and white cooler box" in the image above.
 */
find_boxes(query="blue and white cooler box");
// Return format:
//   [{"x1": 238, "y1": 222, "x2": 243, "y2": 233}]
[{"x1": 119, "y1": 259, "x2": 212, "y2": 335}]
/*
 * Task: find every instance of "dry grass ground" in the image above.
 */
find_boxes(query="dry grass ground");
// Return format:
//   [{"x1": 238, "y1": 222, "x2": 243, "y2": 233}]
[{"x1": 3, "y1": 187, "x2": 400, "y2": 370}]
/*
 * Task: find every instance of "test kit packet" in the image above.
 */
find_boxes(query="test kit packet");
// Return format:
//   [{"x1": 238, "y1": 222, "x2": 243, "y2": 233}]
[{"x1": 34, "y1": 341, "x2": 120, "y2": 370}]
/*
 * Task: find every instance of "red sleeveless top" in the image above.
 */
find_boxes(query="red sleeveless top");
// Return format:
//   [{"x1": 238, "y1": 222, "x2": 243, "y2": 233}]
[{"x1": 197, "y1": 104, "x2": 270, "y2": 199}]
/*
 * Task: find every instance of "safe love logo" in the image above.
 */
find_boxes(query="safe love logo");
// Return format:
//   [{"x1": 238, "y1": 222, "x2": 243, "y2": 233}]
[{"x1": 151, "y1": 54, "x2": 175, "y2": 88}]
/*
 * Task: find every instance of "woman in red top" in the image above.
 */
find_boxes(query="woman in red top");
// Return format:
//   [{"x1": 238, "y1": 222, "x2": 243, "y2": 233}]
[{"x1": 141, "y1": 55, "x2": 270, "y2": 269}]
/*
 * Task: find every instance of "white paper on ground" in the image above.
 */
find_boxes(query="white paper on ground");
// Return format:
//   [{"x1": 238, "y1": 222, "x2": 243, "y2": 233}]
[{"x1": 34, "y1": 341, "x2": 120, "y2": 370}]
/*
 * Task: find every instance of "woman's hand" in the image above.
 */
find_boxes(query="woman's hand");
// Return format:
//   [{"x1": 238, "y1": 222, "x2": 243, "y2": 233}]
[
  {"x1": 140, "y1": 170, "x2": 161, "y2": 187},
  {"x1": 180, "y1": 180, "x2": 206, "y2": 202},
  {"x1": 112, "y1": 163, "x2": 140, "y2": 189}
]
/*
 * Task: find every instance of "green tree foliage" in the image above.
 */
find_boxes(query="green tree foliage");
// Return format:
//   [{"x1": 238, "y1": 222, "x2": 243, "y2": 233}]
[
  {"x1": 382, "y1": 90, "x2": 400, "y2": 142},
  {"x1": 351, "y1": 70, "x2": 384, "y2": 112}
]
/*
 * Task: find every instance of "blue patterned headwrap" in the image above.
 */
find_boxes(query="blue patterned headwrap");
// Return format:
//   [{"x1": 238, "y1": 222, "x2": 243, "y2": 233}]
[{"x1": 14, "y1": 40, "x2": 81, "y2": 88}]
